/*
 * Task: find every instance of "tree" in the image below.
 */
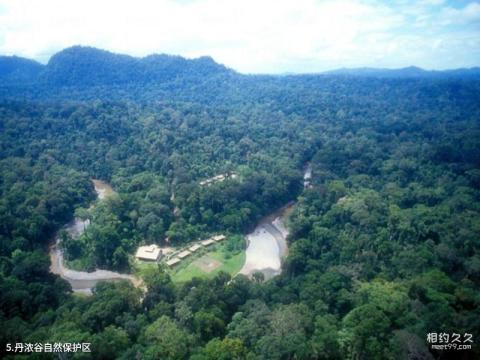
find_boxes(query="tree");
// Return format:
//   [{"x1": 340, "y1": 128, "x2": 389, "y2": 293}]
[
  {"x1": 195, "y1": 338, "x2": 247, "y2": 360},
  {"x1": 142, "y1": 268, "x2": 175, "y2": 310},
  {"x1": 194, "y1": 311, "x2": 226, "y2": 341},
  {"x1": 256, "y1": 304, "x2": 312, "y2": 360},
  {"x1": 339, "y1": 304, "x2": 392, "y2": 360},
  {"x1": 91, "y1": 325, "x2": 130, "y2": 360},
  {"x1": 252, "y1": 271, "x2": 265, "y2": 283},
  {"x1": 310, "y1": 314, "x2": 341, "y2": 359},
  {"x1": 142, "y1": 316, "x2": 193, "y2": 360}
]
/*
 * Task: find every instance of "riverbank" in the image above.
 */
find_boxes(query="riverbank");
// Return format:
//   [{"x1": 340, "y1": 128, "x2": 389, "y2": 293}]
[
  {"x1": 50, "y1": 180, "x2": 295, "y2": 292},
  {"x1": 49, "y1": 180, "x2": 141, "y2": 294},
  {"x1": 239, "y1": 203, "x2": 293, "y2": 279}
]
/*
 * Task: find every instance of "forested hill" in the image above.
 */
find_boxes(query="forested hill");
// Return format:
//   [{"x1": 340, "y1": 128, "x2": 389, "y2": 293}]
[
  {"x1": 0, "y1": 55, "x2": 44, "y2": 84},
  {"x1": 1, "y1": 47, "x2": 480, "y2": 359},
  {"x1": 322, "y1": 66, "x2": 480, "y2": 78},
  {"x1": 0, "y1": 46, "x2": 233, "y2": 87},
  {"x1": 43, "y1": 46, "x2": 232, "y2": 86},
  {"x1": 1, "y1": 46, "x2": 480, "y2": 103}
]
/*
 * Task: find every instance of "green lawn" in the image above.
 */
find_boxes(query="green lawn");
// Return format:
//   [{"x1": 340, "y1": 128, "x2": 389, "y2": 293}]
[
  {"x1": 133, "y1": 241, "x2": 246, "y2": 283},
  {"x1": 134, "y1": 259, "x2": 163, "y2": 279},
  {"x1": 170, "y1": 249, "x2": 245, "y2": 283}
]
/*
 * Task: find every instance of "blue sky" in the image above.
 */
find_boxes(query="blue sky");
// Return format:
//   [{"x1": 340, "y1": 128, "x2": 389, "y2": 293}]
[{"x1": 0, "y1": 0, "x2": 479, "y2": 73}]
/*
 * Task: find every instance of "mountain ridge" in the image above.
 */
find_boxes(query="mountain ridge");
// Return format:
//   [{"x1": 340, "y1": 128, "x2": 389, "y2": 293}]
[
  {"x1": 0, "y1": 46, "x2": 233, "y2": 86},
  {"x1": 1, "y1": 46, "x2": 480, "y2": 88},
  {"x1": 321, "y1": 65, "x2": 480, "y2": 78},
  {"x1": 0, "y1": 55, "x2": 45, "y2": 84}
]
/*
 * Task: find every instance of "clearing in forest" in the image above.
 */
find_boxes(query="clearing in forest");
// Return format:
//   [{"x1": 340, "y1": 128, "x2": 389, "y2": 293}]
[
  {"x1": 170, "y1": 245, "x2": 245, "y2": 283},
  {"x1": 192, "y1": 256, "x2": 221, "y2": 273}
]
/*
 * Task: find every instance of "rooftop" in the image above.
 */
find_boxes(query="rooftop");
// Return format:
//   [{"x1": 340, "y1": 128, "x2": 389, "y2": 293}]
[
  {"x1": 212, "y1": 235, "x2": 226, "y2": 242},
  {"x1": 177, "y1": 250, "x2": 192, "y2": 259},
  {"x1": 201, "y1": 239, "x2": 215, "y2": 246},
  {"x1": 189, "y1": 244, "x2": 202, "y2": 252},
  {"x1": 199, "y1": 172, "x2": 237, "y2": 186},
  {"x1": 135, "y1": 244, "x2": 162, "y2": 261},
  {"x1": 166, "y1": 258, "x2": 180, "y2": 266}
]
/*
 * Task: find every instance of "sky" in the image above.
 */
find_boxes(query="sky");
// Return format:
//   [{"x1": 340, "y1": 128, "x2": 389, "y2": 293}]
[{"x1": 0, "y1": 0, "x2": 479, "y2": 73}]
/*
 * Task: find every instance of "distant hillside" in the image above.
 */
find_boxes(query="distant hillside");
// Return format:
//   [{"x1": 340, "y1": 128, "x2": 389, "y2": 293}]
[
  {"x1": 0, "y1": 46, "x2": 233, "y2": 88},
  {"x1": 2, "y1": 46, "x2": 480, "y2": 89},
  {"x1": 323, "y1": 66, "x2": 480, "y2": 78},
  {"x1": 41, "y1": 46, "x2": 233, "y2": 86},
  {"x1": 0, "y1": 56, "x2": 44, "y2": 84},
  {"x1": 1, "y1": 46, "x2": 479, "y2": 104}
]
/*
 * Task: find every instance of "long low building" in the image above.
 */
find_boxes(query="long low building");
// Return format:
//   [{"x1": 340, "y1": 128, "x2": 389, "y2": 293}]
[
  {"x1": 189, "y1": 244, "x2": 202, "y2": 252},
  {"x1": 201, "y1": 239, "x2": 215, "y2": 246},
  {"x1": 166, "y1": 258, "x2": 181, "y2": 267},
  {"x1": 177, "y1": 250, "x2": 192, "y2": 259},
  {"x1": 212, "y1": 235, "x2": 226, "y2": 242},
  {"x1": 136, "y1": 244, "x2": 162, "y2": 261}
]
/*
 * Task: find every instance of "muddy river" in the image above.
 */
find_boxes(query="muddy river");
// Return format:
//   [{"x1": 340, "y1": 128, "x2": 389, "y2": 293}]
[
  {"x1": 49, "y1": 180, "x2": 139, "y2": 294},
  {"x1": 239, "y1": 163, "x2": 313, "y2": 279},
  {"x1": 239, "y1": 203, "x2": 293, "y2": 280},
  {"x1": 51, "y1": 166, "x2": 310, "y2": 289}
]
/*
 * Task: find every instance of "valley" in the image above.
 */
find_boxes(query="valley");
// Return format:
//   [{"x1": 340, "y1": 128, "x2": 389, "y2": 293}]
[{"x1": 0, "y1": 46, "x2": 479, "y2": 359}]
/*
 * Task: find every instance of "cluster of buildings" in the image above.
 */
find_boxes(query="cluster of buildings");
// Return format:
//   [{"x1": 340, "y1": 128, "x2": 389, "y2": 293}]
[
  {"x1": 199, "y1": 173, "x2": 237, "y2": 186},
  {"x1": 135, "y1": 235, "x2": 226, "y2": 267}
]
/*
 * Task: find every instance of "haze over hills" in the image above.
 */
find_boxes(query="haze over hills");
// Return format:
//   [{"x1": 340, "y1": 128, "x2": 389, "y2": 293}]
[
  {"x1": 0, "y1": 55, "x2": 44, "y2": 84},
  {"x1": 1, "y1": 46, "x2": 480, "y2": 88},
  {"x1": 321, "y1": 66, "x2": 480, "y2": 78}
]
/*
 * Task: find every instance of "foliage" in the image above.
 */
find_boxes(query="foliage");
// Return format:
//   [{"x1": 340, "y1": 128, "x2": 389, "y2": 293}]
[{"x1": 0, "y1": 52, "x2": 479, "y2": 359}]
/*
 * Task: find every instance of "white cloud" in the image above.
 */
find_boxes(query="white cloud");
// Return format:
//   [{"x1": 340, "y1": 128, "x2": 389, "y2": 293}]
[
  {"x1": 437, "y1": 2, "x2": 480, "y2": 25},
  {"x1": 0, "y1": 0, "x2": 478, "y2": 73}
]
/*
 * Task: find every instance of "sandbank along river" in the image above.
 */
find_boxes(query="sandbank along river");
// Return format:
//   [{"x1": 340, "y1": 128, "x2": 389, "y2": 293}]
[
  {"x1": 239, "y1": 164, "x2": 311, "y2": 279},
  {"x1": 239, "y1": 203, "x2": 292, "y2": 279}
]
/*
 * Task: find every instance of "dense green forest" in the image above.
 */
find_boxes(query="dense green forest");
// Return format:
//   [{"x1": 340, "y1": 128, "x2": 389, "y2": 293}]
[{"x1": 0, "y1": 47, "x2": 479, "y2": 359}]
